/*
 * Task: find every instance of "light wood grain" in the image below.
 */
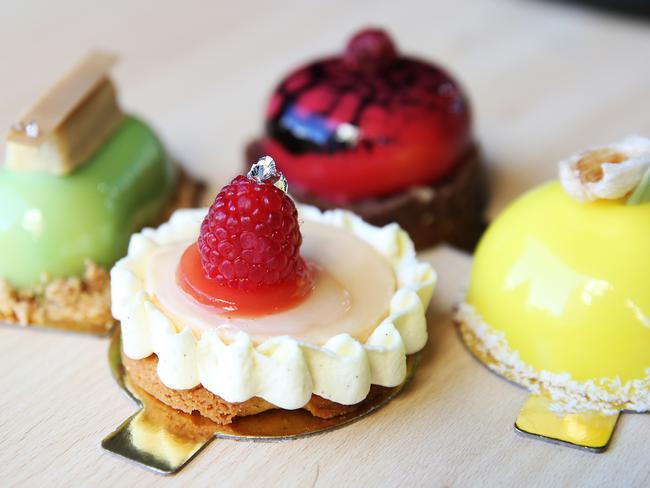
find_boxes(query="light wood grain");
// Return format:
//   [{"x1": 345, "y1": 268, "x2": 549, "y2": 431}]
[{"x1": 1, "y1": 0, "x2": 650, "y2": 486}]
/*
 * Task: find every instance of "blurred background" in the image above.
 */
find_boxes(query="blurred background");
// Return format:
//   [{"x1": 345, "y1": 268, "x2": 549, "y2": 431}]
[{"x1": 1, "y1": 0, "x2": 649, "y2": 216}]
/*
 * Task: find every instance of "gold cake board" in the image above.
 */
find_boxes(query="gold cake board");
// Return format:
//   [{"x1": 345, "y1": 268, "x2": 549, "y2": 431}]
[
  {"x1": 102, "y1": 328, "x2": 420, "y2": 474},
  {"x1": 514, "y1": 394, "x2": 619, "y2": 452},
  {"x1": 458, "y1": 322, "x2": 621, "y2": 452}
]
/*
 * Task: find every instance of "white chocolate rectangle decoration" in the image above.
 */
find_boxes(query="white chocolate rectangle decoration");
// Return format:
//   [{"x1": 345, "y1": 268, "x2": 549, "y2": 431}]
[{"x1": 4, "y1": 51, "x2": 124, "y2": 175}]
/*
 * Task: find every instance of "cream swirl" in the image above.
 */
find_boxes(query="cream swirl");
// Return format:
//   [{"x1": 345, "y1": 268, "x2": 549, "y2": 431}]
[{"x1": 111, "y1": 206, "x2": 435, "y2": 409}]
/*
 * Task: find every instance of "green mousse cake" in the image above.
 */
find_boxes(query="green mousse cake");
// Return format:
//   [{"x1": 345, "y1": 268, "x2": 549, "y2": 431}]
[
  {"x1": 0, "y1": 116, "x2": 176, "y2": 288},
  {"x1": 0, "y1": 51, "x2": 197, "y2": 333}
]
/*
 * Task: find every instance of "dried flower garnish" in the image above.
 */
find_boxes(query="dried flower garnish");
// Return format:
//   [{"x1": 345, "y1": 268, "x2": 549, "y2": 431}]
[{"x1": 559, "y1": 136, "x2": 650, "y2": 203}]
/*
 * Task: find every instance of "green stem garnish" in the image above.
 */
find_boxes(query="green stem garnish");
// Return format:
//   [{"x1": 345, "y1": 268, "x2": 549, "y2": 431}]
[{"x1": 627, "y1": 166, "x2": 650, "y2": 205}]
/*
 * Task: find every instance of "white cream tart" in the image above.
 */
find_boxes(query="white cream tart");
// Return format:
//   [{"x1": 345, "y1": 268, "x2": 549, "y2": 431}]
[{"x1": 111, "y1": 205, "x2": 435, "y2": 410}]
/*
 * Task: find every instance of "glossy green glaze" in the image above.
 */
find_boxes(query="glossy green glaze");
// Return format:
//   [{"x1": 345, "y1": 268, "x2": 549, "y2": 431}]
[{"x1": 0, "y1": 116, "x2": 177, "y2": 288}]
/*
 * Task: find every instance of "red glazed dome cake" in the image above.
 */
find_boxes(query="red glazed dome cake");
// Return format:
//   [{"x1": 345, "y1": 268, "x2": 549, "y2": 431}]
[{"x1": 247, "y1": 28, "x2": 487, "y2": 250}]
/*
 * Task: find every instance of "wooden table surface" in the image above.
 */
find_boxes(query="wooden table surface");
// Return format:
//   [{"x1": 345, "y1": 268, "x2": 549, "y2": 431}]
[{"x1": 1, "y1": 1, "x2": 650, "y2": 486}]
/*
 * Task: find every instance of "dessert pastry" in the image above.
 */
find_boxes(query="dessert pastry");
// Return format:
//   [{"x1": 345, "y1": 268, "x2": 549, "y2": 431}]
[
  {"x1": 246, "y1": 28, "x2": 486, "y2": 251},
  {"x1": 456, "y1": 137, "x2": 650, "y2": 449},
  {"x1": 111, "y1": 157, "x2": 435, "y2": 425},
  {"x1": 0, "y1": 52, "x2": 202, "y2": 334}
]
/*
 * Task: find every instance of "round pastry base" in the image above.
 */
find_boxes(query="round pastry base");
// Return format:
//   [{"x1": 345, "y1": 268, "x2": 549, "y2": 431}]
[
  {"x1": 102, "y1": 327, "x2": 420, "y2": 474},
  {"x1": 456, "y1": 321, "x2": 623, "y2": 453}
]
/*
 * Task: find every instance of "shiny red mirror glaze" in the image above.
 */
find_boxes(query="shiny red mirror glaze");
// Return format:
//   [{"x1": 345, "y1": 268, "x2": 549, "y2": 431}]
[{"x1": 261, "y1": 28, "x2": 472, "y2": 203}]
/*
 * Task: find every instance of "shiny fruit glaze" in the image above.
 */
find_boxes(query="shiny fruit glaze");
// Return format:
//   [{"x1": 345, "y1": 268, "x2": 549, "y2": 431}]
[
  {"x1": 261, "y1": 28, "x2": 471, "y2": 203},
  {"x1": 177, "y1": 243, "x2": 314, "y2": 315}
]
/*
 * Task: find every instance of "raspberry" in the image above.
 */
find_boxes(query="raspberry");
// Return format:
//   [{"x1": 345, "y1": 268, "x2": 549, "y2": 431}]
[
  {"x1": 197, "y1": 174, "x2": 303, "y2": 291},
  {"x1": 344, "y1": 28, "x2": 397, "y2": 72}
]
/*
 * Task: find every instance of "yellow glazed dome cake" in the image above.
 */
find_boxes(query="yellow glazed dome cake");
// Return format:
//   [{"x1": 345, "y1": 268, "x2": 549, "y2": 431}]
[
  {"x1": 457, "y1": 136, "x2": 650, "y2": 449},
  {"x1": 110, "y1": 157, "x2": 435, "y2": 426}
]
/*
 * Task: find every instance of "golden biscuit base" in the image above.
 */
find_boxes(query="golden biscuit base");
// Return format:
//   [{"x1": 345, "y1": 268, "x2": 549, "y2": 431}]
[
  {"x1": 0, "y1": 170, "x2": 203, "y2": 334},
  {"x1": 123, "y1": 351, "x2": 389, "y2": 425}
]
